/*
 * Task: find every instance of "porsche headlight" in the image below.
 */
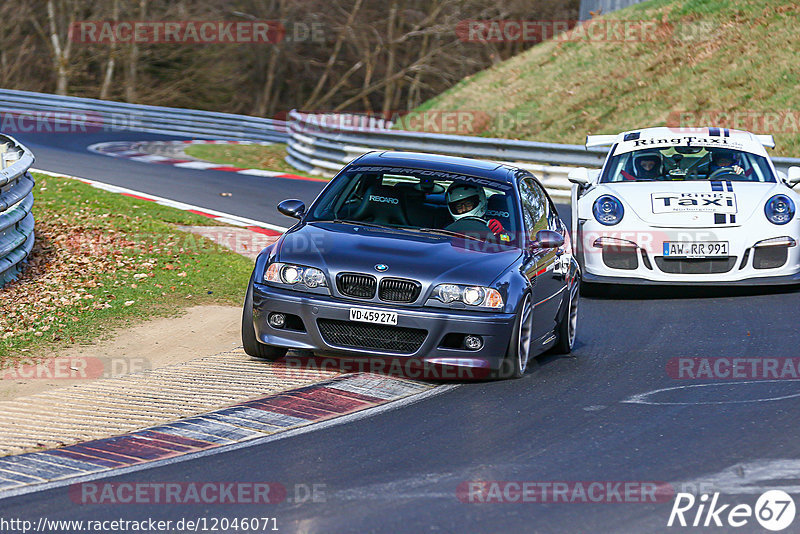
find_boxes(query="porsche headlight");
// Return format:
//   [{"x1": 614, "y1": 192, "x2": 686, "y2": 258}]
[
  {"x1": 593, "y1": 195, "x2": 624, "y2": 226},
  {"x1": 265, "y1": 262, "x2": 328, "y2": 290},
  {"x1": 765, "y1": 194, "x2": 795, "y2": 225},
  {"x1": 432, "y1": 284, "x2": 503, "y2": 309}
]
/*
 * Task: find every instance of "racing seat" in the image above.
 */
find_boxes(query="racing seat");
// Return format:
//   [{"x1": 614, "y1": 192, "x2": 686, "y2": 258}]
[
  {"x1": 349, "y1": 184, "x2": 410, "y2": 226},
  {"x1": 394, "y1": 182, "x2": 451, "y2": 228},
  {"x1": 486, "y1": 194, "x2": 512, "y2": 229}
]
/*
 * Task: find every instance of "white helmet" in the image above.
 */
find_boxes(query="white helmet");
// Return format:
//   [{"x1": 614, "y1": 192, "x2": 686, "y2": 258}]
[{"x1": 446, "y1": 183, "x2": 487, "y2": 220}]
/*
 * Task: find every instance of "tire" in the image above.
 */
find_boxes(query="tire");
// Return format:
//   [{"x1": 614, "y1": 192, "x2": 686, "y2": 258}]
[
  {"x1": 499, "y1": 292, "x2": 533, "y2": 379},
  {"x1": 553, "y1": 281, "x2": 579, "y2": 354},
  {"x1": 242, "y1": 277, "x2": 287, "y2": 361}
]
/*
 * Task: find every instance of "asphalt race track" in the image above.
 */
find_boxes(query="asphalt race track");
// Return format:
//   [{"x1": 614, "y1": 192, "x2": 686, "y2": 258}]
[
  {"x1": 17, "y1": 131, "x2": 323, "y2": 227},
  {"x1": 2, "y1": 131, "x2": 800, "y2": 532}
]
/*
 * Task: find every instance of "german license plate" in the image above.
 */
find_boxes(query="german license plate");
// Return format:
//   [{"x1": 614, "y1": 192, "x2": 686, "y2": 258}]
[
  {"x1": 349, "y1": 308, "x2": 398, "y2": 325},
  {"x1": 663, "y1": 241, "x2": 729, "y2": 258}
]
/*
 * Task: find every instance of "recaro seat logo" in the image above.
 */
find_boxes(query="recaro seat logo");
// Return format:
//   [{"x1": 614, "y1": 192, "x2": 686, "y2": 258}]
[
  {"x1": 486, "y1": 210, "x2": 510, "y2": 218},
  {"x1": 369, "y1": 195, "x2": 399, "y2": 204}
]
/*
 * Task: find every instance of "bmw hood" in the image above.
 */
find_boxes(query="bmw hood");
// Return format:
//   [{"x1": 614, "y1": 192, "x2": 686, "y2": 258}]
[
  {"x1": 598, "y1": 181, "x2": 784, "y2": 228},
  {"x1": 275, "y1": 222, "x2": 521, "y2": 287}
]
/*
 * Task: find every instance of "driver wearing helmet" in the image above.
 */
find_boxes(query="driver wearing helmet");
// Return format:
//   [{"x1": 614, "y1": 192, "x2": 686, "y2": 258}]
[
  {"x1": 710, "y1": 149, "x2": 745, "y2": 175},
  {"x1": 445, "y1": 183, "x2": 505, "y2": 237},
  {"x1": 633, "y1": 151, "x2": 663, "y2": 180}
]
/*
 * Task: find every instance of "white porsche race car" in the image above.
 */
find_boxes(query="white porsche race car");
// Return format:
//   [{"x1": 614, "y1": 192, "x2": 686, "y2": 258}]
[{"x1": 569, "y1": 127, "x2": 800, "y2": 286}]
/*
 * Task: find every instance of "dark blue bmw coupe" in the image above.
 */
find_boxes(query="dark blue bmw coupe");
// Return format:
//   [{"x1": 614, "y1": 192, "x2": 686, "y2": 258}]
[{"x1": 242, "y1": 151, "x2": 580, "y2": 379}]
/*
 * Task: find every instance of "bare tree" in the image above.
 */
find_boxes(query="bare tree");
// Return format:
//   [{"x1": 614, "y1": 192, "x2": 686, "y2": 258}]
[
  {"x1": 125, "y1": 0, "x2": 147, "y2": 102},
  {"x1": 0, "y1": 0, "x2": 579, "y2": 114},
  {"x1": 99, "y1": 0, "x2": 120, "y2": 99},
  {"x1": 28, "y1": 0, "x2": 79, "y2": 95}
]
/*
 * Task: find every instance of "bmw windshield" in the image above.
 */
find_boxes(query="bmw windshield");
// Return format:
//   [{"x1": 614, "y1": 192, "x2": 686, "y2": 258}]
[
  {"x1": 306, "y1": 167, "x2": 521, "y2": 247},
  {"x1": 601, "y1": 144, "x2": 777, "y2": 183}
]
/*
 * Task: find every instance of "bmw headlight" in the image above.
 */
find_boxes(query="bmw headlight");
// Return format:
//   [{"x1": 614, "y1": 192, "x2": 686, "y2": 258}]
[
  {"x1": 765, "y1": 194, "x2": 795, "y2": 225},
  {"x1": 265, "y1": 262, "x2": 328, "y2": 291},
  {"x1": 431, "y1": 284, "x2": 503, "y2": 309},
  {"x1": 593, "y1": 195, "x2": 624, "y2": 226}
]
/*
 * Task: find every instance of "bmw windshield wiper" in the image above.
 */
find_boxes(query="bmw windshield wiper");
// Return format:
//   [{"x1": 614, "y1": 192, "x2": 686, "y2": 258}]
[
  {"x1": 414, "y1": 227, "x2": 485, "y2": 242},
  {"x1": 317, "y1": 219, "x2": 398, "y2": 229},
  {"x1": 316, "y1": 220, "x2": 485, "y2": 242}
]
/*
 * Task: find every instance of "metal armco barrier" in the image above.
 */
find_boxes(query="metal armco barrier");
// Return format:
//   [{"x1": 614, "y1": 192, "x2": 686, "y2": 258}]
[
  {"x1": 0, "y1": 135, "x2": 35, "y2": 287},
  {"x1": 285, "y1": 111, "x2": 613, "y2": 201},
  {"x1": 0, "y1": 89, "x2": 289, "y2": 143}
]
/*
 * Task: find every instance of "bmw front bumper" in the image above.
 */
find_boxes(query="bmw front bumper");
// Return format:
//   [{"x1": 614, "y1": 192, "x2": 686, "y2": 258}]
[{"x1": 251, "y1": 283, "x2": 516, "y2": 375}]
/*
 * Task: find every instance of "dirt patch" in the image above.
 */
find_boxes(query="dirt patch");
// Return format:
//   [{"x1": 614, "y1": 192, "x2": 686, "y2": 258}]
[{"x1": 0, "y1": 304, "x2": 242, "y2": 401}]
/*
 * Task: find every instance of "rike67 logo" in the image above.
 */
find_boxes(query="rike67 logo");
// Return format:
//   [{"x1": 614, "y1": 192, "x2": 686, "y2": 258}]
[{"x1": 668, "y1": 490, "x2": 796, "y2": 531}]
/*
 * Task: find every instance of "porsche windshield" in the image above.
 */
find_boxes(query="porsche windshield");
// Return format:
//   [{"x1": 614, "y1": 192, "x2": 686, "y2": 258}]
[
  {"x1": 601, "y1": 145, "x2": 777, "y2": 183},
  {"x1": 306, "y1": 169, "x2": 521, "y2": 246}
]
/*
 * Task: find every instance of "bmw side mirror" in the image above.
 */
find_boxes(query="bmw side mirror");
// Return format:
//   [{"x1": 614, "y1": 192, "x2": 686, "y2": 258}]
[
  {"x1": 787, "y1": 166, "x2": 800, "y2": 188},
  {"x1": 278, "y1": 199, "x2": 305, "y2": 219},
  {"x1": 532, "y1": 229, "x2": 565, "y2": 249}
]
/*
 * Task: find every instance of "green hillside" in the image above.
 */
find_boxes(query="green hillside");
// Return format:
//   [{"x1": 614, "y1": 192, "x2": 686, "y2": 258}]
[{"x1": 417, "y1": 0, "x2": 800, "y2": 156}]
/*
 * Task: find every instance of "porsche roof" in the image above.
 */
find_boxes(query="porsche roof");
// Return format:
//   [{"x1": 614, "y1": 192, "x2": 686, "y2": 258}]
[{"x1": 586, "y1": 127, "x2": 774, "y2": 157}]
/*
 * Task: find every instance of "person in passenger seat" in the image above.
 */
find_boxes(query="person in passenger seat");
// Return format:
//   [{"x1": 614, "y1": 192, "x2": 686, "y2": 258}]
[{"x1": 445, "y1": 183, "x2": 506, "y2": 238}]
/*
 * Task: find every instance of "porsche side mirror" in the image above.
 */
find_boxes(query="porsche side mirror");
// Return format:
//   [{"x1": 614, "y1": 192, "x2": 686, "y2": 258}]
[
  {"x1": 532, "y1": 229, "x2": 565, "y2": 249},
  {"x1": 568, "y1": 167, "x2": 591, "y2": 186},
  {"x1": 787, "y1": 166, "x2": 800, "y2": 188},
  {"x1": 278, "y1": 199, "x2": 305, "y2": 219}
]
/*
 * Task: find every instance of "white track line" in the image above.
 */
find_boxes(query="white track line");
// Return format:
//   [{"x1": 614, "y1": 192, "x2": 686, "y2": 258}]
[{"x1": 32, "y1": 168, "x2": 289, "y2": 233}]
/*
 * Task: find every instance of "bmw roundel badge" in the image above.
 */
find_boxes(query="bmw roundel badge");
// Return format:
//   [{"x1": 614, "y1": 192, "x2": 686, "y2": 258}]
[{"x1": 375, "y1": 264, "x2": 389, "y2": 272}]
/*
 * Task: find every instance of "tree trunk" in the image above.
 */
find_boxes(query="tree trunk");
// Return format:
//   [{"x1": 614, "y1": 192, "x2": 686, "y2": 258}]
[
  {"x1": 381, "y1": 2, "x2": 398, "y2": 117},
  {"x1": 100, "y1": 0, "x2": 120, "y2": 99},
  {"x1": 302, "y1": 0, "x2": 363, "y2": 110},
  {"x1": 126, "y1": 0, "x2": 147, "y2": 102}
]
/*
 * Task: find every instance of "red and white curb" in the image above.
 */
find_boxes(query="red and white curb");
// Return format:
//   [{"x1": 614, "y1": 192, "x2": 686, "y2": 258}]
[
  {"x1": 33, "y1": 168, "x2": 289, "y2": 236},
  {"x1": 87, "y1": 140, "x2": 327, "y2": 182},
  {"x1": 0, "y1": 374, "x2": 452, "y2": 499}
]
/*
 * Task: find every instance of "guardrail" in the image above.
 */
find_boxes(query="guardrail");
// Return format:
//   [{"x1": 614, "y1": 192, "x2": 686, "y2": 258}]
[
  {"x1": 285, "y1": 111, "x2": 610, "y2": 201},
  {"x1": 0, "y1": 134, "x2": 35, "y2": 287},
  {"x1": 0, "y1": 89, "x2": 289, "y2": 144}
]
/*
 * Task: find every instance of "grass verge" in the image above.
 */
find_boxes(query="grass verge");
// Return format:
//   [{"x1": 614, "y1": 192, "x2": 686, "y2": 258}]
[
  {"x1": 0, "y1": 173, "x2": 255, "y2": 365},
  {"x1": 184, "y1": 143, "x2": 326, "y2": 179}
]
